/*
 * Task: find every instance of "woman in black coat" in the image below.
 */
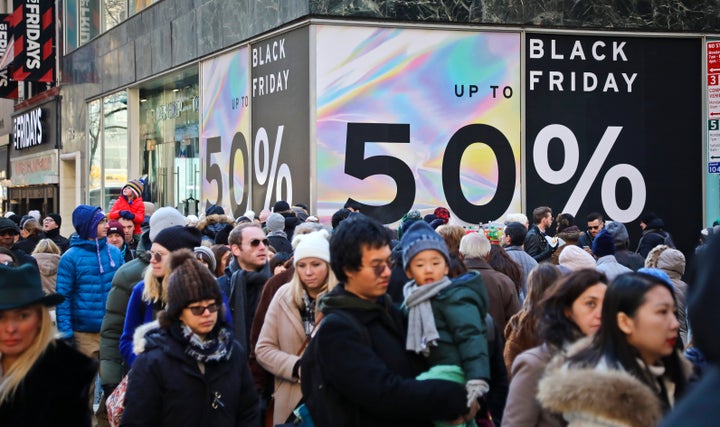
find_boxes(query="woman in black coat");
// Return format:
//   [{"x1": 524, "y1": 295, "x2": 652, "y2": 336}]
[
  {"x1": 0, "y1": 263, "x2": 97, "y2": 426},
  {"x1": 121, "y1": 249, "x2": 259, "y2": 427}
]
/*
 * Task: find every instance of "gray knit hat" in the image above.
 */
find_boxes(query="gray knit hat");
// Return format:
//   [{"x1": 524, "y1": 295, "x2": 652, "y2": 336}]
[
  {"x1": 149, "y1": 207, "x2": 186, "y2": 241},
  {"x1": 194, "y1": 246, "x2": 217, "y2": 272},
  {"x1": 266, "y1": 213, "x2": 285, "y2": 233},
  {"x1": 165, "y1": 249, "x2": 224, "y2": 320}
]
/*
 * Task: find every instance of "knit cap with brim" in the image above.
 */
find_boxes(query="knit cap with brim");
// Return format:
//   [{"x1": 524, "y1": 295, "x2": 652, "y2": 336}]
[
  {"x1": 400, "y1": 220, "x2": 450, "y2": 268},
  {"x1": 149, "y1": 207, "x2": 186, "y2": 241},
  {"x1": 292, "y1": 229, "x2": 330, "y2": 266},
  {"x1": 165, "y1": 249, "x2": 224, "y2": 320},
  {"x1": 153, "y1": 225, "x2": 202, "y2": 252},
  {"x1": 124, "y1": 179, "x2": 144, "y2": 199}
]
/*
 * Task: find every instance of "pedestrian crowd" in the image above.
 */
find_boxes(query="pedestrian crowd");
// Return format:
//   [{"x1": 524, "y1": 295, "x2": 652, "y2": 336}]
[{"x1": 0, "y1": 187, "x2": 719, "y2": 426}]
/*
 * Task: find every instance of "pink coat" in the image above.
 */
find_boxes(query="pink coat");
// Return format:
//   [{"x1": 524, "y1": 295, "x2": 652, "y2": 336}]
[{"x1": 108, "y1": 195, "x2": 145, "y2": 235}]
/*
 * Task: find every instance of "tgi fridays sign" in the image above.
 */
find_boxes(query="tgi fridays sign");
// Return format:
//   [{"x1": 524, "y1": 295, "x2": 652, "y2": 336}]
[
  {"x1": 13, "y1": 106, "x2": 44, "y2": 150},
  {"x1": 707, "y1": 40, "x2": 720, "y2": 174}
]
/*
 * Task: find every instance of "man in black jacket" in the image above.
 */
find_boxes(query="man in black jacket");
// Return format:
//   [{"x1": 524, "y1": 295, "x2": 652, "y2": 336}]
[
  {"x1": 523, "y1": 206, "x2": 558, "y2": 263},
  {"x1": 302, "y1": 214, "x2": 473, "y2": 427}
]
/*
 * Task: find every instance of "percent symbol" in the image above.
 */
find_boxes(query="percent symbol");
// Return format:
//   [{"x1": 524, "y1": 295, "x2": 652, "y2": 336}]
[
  {"x1": 533, "y1": 124, "x2": 646, "y2": 223},
  {"x1": 254, "y1": 125, "x2": 293, "y2": 209}
]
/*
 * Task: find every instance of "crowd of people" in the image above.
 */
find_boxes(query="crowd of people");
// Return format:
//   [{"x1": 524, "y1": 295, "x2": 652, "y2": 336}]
[{"x1": 0, "y1": 184, "x2": 719, "y2": 426}]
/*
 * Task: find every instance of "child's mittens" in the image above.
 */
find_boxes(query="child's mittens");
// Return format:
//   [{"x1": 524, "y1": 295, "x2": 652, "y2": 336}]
[
  {"x1": 119, "y1": 210, "x2": 135, "y2": 220},
  {"x1": 465, "y1": 379, "x2": 489, "y2": 407}
]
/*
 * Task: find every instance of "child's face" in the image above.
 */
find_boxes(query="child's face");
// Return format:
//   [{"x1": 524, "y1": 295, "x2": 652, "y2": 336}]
[
  {"x1": 122, "y1": 187, "x2": 134, "y2": 198},
  {"x1": 405, "y1": 249, "x2": 448, "y2": 285}
]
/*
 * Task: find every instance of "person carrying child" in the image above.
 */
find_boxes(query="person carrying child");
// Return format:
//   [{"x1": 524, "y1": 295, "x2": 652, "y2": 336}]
[
  {"x1": 108, "y1": 178, "x2": 145, "y2": 236},
  {"x1": 401, "y1": 221, "x2": 491, "y2": 427}
]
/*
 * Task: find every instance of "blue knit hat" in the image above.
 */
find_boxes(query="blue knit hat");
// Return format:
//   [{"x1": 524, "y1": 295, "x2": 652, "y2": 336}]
[
  {"x1": 400, "y1": 220, "x2": 450, "y2": 268},
  {"x1": 591, "y1": 228, "x2": 616, "y2": 257}
]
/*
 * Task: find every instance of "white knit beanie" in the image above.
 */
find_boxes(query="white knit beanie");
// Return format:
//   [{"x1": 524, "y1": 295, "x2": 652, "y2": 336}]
[
  {"x1": 149, "y1": 207, "x2": 187, "y2": 241},
  {"x1": 292, "y1": 229, "x2": 330, "y2": 265},
  {"x1": 558, "y1": 245, "x2": 597, "y2": 271}
]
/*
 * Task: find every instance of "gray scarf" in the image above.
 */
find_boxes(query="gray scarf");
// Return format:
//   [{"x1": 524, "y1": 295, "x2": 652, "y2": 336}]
[{"x1": 403, "y1": 276, "x2": 452, "y2": 356}]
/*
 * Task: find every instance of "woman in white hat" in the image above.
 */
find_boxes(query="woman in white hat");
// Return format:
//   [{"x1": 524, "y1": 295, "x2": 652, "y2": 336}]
[
  {"x1": 255, "y1": 230, "x2": 338, "y2": 424},
  {"x1": 0, "y1": 263, "x2": 97, "y2": 425}
]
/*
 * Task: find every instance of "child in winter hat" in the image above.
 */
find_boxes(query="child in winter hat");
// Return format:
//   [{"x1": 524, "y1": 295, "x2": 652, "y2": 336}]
[
  {"x1": 109, "y1": 178, "x2": 146, "y2": 236},
  {"x1": 400, "y1": 220, "x2": 490, "y2": 414}
]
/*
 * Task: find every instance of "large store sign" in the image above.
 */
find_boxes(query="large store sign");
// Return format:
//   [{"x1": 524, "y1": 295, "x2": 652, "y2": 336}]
[
  {"x1": 315, "y1": 26, "x2": 521, "y2": 224},
  {"x1": 11, "y1": 0, "x2": 55, "y2": 82},
  {"x1": 13, "y1": 106, "x2": 43, "y2": 150},
  {"x1": 526, "y1": 34, "x2": 701, "y2": 254}
]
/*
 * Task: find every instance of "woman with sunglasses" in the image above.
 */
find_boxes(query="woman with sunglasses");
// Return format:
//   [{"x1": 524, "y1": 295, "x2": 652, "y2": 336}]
[
  {"x1": 121, "y1": 249, "x2": 259, "y2": 426},
  {"x1": 0, "y1": 263, "x2": 97, "y2": 425},
  {"x1": 255, "y1": 230, "x2": 338, "y2": 424},
  {"x1": 537, "y1": 272, "x2": 691, "y2": 426},
  {"x1": 503, "y1": 269, "x2": 608, "y2": 427}
]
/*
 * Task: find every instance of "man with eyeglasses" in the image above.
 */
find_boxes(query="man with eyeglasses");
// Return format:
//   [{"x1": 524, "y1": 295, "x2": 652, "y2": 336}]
[
  {"x1": 578, "y1": 211, "x2": 605, "y2": 251},
  {"x1": 219, "y1": 223, "x2": 272, "y2": 352},
  {"x1": 42, "y1": 213, "x2": 70, "y2": 253},
  {"x1": 0, "y1": 217, "x2": 38, "y2": 268},
  {"x1": 300, "y1": 214, "x2": 473, "y2": 426},
  {"x1": 56, "y1": 204, "x2": 124, "y2": 425}
]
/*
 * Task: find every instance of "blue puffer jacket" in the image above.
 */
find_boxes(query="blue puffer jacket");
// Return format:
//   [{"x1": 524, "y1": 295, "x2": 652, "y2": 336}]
[{"x1": 56, "y1": 235, "x2": 124, "y2": 337}]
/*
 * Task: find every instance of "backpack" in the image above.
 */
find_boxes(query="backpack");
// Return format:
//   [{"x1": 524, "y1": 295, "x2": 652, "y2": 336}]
[{"x1": 300, "y1": 310, "x2": 371, "y2": 427}]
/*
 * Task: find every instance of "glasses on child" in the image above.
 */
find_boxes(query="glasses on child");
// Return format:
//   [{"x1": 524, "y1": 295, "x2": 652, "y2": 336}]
[
  {"x1": 186, "y1": 303, "x2": 219, "y2": 316},
  {"x1": 363, "y1": 258, "x2": 395, "y2": 277},
  {"x1": 249, "y1": 238, "x2": 269, "y2": 247}
]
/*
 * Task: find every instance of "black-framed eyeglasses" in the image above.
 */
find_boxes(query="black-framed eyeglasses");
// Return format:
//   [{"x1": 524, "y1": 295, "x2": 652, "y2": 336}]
[
  {"x1": 363, "y1": 258, "x2": 395, "y2": 277},
  {"x1": 186, "y1": 303, "x2": 219, "y2": 316},
  {"x1": 249, "y1": 238, "x2": 269, "y2": 247},
  {"x1": 149, "y1": 250, "x2": 168, "y2": 263},
  {"x1": 43, "y1": 218, "x2": 55, "y2": 223}
]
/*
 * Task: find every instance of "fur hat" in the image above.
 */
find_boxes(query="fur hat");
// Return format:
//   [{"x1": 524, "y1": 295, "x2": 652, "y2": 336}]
[
  {"x1": 165, "y1": 249, "x2": 224, "y2": 320},
  {"x1": 0, "y1": 218, "x2": 19, "y2": 235},
  {"x1": 194, "y1": 245, "x2": 217, "y2": 272},
  {"x1": 591, "y1": 229, "x2": 615, "y2": 257},
  {"x1": 72, "y1": 205, "x2": 106, "y2": 239},
  {"x1": 124, "y1": 179, "x2": 144, "y2": 199},
  {"x1": 605, "y1": 221, "x2": 630, "y2": 247},
  {"x1": 400, "y1": 220, "x2": 450, "y2": 268},
  {"x1": 266, "y1": 213, "x2": 285, "y2": 233},
  {"x1": 149, "y1": 207, "x2": 186, "y2": 241},
  {"x1": 292, "y1": 230, "x2": 330, "y2": 266},
  {"x1": 558, "y1": 245, "x2": 597, "y2": 271},
  {"x1": 107, "y1": 220, "x2": 124, "y2": 237},
  {"x1": 273, "y1": 200, "x2": 291, "y2": 213},
  {"x1": 47, "y1": 213, "x2": 62, "y2": 227},
  {"x1": 153, "y1": 226, "x2": 202, "y2": 252}
]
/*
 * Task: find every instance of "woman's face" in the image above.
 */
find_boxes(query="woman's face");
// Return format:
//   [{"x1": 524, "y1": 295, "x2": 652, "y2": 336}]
[
  {"x1": 566, "y1": 282, "x2": 607, "y2": 336},
  {"x1": 179, "y1": 299, "x2": 219, "y2": 340},
  {"x1": 149, "y1": 243, "x2": 170, "y2": 278},
  {"x1": 219, "y1": 250, "x2": 232, "y2": 273},
  {"x1": 296, "y1": 257, "x2": 329, "y2": 294},
  {"x1": 0, "y1": 306, "x2": 42, "y2": 361},
  {"x1": 620, "y1": 285, "x2": 679, "y2": 366}
]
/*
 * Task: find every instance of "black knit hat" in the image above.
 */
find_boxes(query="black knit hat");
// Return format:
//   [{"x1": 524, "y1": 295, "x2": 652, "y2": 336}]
[
  {"x1": 152, "y1": 225, "x2": 202, "y2": 252},
  {"x1": 48, "y1": 213, "x2": 62, "y2": 227},
  {"x1": 165, "y1": 249, "x2": 224, "y2": 319}
]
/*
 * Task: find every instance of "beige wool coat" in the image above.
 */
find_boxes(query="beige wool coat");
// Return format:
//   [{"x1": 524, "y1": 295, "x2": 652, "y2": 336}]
[{"x1": 255, "y1": 283, "x2": 308, "y2": 424}]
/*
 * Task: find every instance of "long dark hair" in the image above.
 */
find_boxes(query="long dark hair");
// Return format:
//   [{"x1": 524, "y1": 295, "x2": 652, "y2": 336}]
[
  {"x1": 567, "y1": 272, "x2": 687, "y2": 406},
  {"x1": 539, "y1": 269, "x2": 608, "y2": 349},
  {"x1": 488, "y1": 244, "x2": 523, "y2": 296}
]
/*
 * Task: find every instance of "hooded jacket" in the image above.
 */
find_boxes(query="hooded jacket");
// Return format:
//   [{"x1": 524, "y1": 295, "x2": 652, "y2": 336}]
[
  {"x1": 121, "y1": 321, "x2": 259, "y2": 427},
  {"x1": 636, "y1": 218, "x2": 674, "y2": 258},
  {"x1": 648, "y1": 247, "x2": 689, "y2": 344},
  {"x1": 56, "y1": 208, "x2": 124, "y2": 337},
  {"x1": 32, "y1": 252, "x2": 61, "y2": 295}
]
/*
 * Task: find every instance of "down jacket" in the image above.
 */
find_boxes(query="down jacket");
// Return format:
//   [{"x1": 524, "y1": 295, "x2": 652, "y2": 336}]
[
  {"x1": 109, "y1": 195, "x2": 145, "y2": 235},
  {"x1": 121, "y1": 321, "x2": 260, "y2": 427},
  {"x1": 56, "y1": 235, "x2": 124, "y2": 337}
]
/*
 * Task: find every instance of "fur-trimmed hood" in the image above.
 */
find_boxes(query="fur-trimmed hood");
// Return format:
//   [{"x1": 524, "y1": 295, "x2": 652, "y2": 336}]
[
  {"x1": 133, "y1": 320, "x2": 161, "y2": 356},
  {"x1": 537, "y1": 365, "x2": 662, "y2": 427}
]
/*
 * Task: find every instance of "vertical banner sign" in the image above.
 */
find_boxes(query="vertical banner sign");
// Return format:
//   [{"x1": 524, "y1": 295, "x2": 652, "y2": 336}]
[
  {"x1": 251, "y1": 27, "x2": 310, "y2": 213},
  {"x1": 707, "y1": 40, "x2": 720, "y2": 174},
  {"x1": 78, "y1": 0, "x2": 99, "y2": 46},
  {"x1": 315, "y1": 26, "x2": 521, "y2": 224},
  {"x1": 12, "y1": 0, "x2": 55, "y2": 82},
  {"x1": 526, "y1": 34, "x2": 701, "y2": 255},
  {"x1": 0, "y1": 14, "x2": 18, "y2": 99},
  {"x1": 64, "y1": 0, "x2": 77, "y2": 51},
  {"x1": 200, "y1": 47, "x2": 252, "y2": 218}
]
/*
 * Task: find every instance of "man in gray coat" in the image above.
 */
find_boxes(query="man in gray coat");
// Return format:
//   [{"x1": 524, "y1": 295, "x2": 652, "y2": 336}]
[{"x1": 502, "y1": 221, "x2": 538, "y2": 302}]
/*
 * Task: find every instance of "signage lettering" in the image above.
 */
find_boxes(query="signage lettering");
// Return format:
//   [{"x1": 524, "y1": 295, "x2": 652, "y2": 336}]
[
  {"x1": 13, "y1": 107, "x2": 44, "y2": 150},
  {"x1": 25, "y1": 0, "x2": 41, "y2": 70}
]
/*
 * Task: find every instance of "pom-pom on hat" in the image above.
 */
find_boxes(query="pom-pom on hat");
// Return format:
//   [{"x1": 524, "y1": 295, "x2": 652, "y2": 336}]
[
  {"x1": 591, "y1": 228, "x2": 616, "y2": 257},
  {"x1": 153, "y1": 225, "x2": 202, "y2": 252},
  {"x1": 124, "y1": 179, "x2": 144, "y2": 199},
  {"x1": 149, "y1": 207, "x2": 186, "y2": 241},
  {"x1": 400, "y1": 220, "x2": 450, "y2": 268},
  {"x1": 165, "y1": 249, "x2": 224, "y2": 320},
  {"x1": 292, "y1": 229, "x2": 330, "y2": 266}
]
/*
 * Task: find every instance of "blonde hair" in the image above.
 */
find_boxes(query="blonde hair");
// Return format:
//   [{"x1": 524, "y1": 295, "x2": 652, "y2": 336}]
[
  {"x1": 289, "y1": 260, "x2": 338, "y2": 312},
  {"x1": 141, "y1": 261, "x2": 171, "y2": 304},
  {"x1": 435, "y1": 224, "x2": 466, "y2": 255},
  {"x1": 0, "y1": 306, "x2": 56, "y2": 403},
  {"x1": 32, "y1": 238, "x2": 61, "y2": 255}
]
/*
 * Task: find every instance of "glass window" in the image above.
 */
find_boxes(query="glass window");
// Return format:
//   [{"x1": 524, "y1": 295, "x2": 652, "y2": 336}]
[
  {"x1": 87, "y1": 99, "x2": 103, "y2": 207},
  {"x1": 103, "y1": 0, "x2": 128, "y2": 33}
]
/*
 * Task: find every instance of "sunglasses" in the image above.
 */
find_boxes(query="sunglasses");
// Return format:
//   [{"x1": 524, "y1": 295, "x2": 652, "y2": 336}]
[
  {"x1": 0, "y1": 230, "x2": 18, "y2": 237},
  {"x1": 588, "y1": 225, "x2": 601, "y2": 230},
  {"x1": 149, "y1": 250, "x2": 168, "y2": 263},
  {"x1": 363, "y1": 258, "x2": 395, "y2": 277},
  {"x1": 250, "y1": 238, "x2": 269, "y2": 247},
  {"x1": 186, "y1": 303, "x2": 219, "y2": 316}
]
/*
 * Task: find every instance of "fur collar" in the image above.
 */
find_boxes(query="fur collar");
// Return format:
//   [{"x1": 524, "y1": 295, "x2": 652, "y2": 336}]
[{"x1": 133, "y1": 320, "x2": 161, "y2": 355}]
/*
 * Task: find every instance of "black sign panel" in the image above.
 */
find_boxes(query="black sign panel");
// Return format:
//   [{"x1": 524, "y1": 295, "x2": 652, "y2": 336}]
[{"x1": 526, "y1": 34, "x2": 702, "y2": 256}]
